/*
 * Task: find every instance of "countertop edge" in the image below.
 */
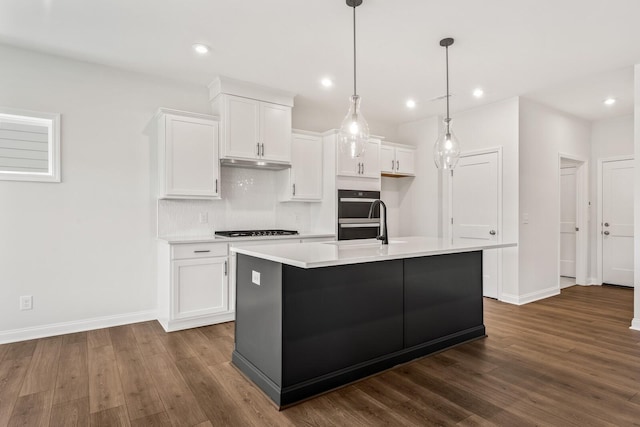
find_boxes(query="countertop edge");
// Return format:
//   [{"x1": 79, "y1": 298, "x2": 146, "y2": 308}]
[
  {"x1": 232, "y1": 241, "x2": 517, "y2": 269},
  {"x1": 157, "y1": 233, "x2": 336, "y2": 244}
]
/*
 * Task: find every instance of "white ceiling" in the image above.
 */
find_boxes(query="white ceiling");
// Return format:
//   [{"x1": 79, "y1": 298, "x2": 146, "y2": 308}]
[{"x1": 1, "y1": 0, "x2": 639, "y2": 125}]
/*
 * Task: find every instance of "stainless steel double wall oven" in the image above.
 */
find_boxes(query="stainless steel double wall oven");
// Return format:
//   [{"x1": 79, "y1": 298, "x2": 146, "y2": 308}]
[{"x1": 337, "y1": 189, "x2": 381, "y2": 240}]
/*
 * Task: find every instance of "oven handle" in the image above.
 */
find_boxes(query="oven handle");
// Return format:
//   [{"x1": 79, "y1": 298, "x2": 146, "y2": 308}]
[
  {"x1": 339, "y1": 198, "x2": 379, "y2": 203},
  {"x1": 340, "y1": 223, "x2": 380, "y2": 228},
  {"x1": 339, "y1": 218, "x2": 379, "y2": 224}
]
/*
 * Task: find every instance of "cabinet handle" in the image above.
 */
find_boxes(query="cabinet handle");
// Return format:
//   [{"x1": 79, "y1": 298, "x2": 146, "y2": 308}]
[
  {"x1": 215, "y1": 178, "x2": 218, "y2": 193},
  {"x1": 358, "y1": 163, "x2": 362, "y2": 174},
  {"x1": 194, "y1": 250, "x2": 211, "y2": 253},
  {"x1": 292, "y1": 183, "x2": 296, "y2": 196},
  {"x1": 224, "y1": 260, "x2": 228, "y2": 276},
  {"x1": 261, "y1": 143, "x2": 264, "y2": 157},
  {"x1": 396, "y1": 160, "x2": 399, "y2": 171},
  {"x1": 391, "y1": 160, "x2": 395, "y2": 171},
  {"x1": 256, "y1": 142, "x2": 260, "y2": 157},
  {"x1": 362, "y1": 163, "x2": 365, "y2": 175}
]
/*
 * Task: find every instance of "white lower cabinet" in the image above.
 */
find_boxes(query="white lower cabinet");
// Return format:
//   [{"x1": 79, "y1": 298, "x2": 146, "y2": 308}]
[{"x1": 158, "y1": 241, "x2": 232, "y2": 332}]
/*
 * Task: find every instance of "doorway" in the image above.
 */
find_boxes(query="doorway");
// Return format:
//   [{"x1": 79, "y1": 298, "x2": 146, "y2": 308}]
[
  {"x1": 559, "y1": 160, "x2": 577, "y2": 288},
  {"x1": 557, "y1": 154, "x2": 589, "y2": 288},
  {"x1": 449, "y1": 148, "x2": 502, "y2": 299},
  {"x1": 597, "y1": 157, "x2": 634, "y2": 287}
]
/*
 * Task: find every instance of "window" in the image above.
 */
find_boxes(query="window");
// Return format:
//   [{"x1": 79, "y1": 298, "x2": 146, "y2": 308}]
[{"x1": 0, "y1": 107, "x2": 60, "y2": 182}]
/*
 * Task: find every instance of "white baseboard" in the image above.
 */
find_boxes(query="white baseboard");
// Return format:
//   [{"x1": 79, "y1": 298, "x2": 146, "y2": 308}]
[
  {"x1": 580, "y1": 277, "x2": 601, "y2": 286},
  {"x1": 631, "y1": 318, "x2": 640, "y2": 331},
  {"x1": 499, "y1": 286, "x2": 560, "y2": 305},
  {"x1": 0, "y1": 310, "x2": 157, "y2": 345}
]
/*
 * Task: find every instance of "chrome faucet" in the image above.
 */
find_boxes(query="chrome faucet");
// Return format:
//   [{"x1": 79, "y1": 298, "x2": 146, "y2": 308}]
[{"x1": 368, "y1": 199, "x2": 388, "y2": 245}]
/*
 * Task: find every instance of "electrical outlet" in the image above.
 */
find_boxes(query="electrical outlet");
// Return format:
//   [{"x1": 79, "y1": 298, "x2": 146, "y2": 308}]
[
  {"x1": 252, "y1": 270, "x2": 261, "y2": 286},
  {"x1": 199, "y1": 212, "x2": 208, "y2": 224},
  {"x1": 20, "y1": 295, "x2": 33, "y2": 311}
]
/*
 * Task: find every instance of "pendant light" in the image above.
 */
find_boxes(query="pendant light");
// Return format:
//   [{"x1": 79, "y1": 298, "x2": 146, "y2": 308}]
[
  {"x1": 339, "y1": 0, "x2": 369, "y2": 159},
  {"x1": 433, "y1": 37, "x2": 461, "y2": 170}
]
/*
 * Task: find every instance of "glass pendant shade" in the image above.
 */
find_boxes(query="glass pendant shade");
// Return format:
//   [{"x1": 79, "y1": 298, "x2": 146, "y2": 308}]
[
  {"x1": 339, "y1": 94, "x2": 370, "y2": 158},
  {"x1": 433, "y1": 119, "x2": 460, "y2": 170}
]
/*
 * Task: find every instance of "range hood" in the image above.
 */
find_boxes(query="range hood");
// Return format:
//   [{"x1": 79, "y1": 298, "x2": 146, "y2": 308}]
[{"x1": 220, "y1": 158, "x2": 291, "y2": 170}]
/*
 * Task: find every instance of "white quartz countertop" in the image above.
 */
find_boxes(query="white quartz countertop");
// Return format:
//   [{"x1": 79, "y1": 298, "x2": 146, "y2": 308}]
[
  {"x1": 231, "y1": 236, "x2": 517, "y2": 269},
  {"x1": 158, "y1": 233, "x2": 335, "y2": 244}
]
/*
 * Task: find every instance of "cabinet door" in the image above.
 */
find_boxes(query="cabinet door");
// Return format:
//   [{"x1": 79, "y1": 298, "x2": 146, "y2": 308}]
[
  {"x1": 260, "y1": 102, "x2": 291, "y2": 163},
  {"x1": 224, "y1": 95, "x2": 260, "y2": 160},
  {"x1": 380, "y1": 145, "x2": 395, "y2": 174},
  {"x1": 172, "y1": 257, "x2": 228, "y2": 320},
  {"x1": 360, "y1": 139, "x2": 380, "y2": 178},
  {"x1": 395, "y1": 147, "x2": 416, "y2": 176},
  {"x1": 291, "y1": 134, "x2": 322, "y2": 200},
  {"x1": 164, "y1": 115, "x2": 219, "y2": 198},
  {"x1": 336, "y1": 146, "x2": 359, "y2": 176}
]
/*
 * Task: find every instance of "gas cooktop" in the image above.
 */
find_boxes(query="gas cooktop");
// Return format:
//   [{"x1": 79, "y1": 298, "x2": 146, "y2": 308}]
[{"x1": 215, "y1": 229, "x2": 299, "y2": 238}]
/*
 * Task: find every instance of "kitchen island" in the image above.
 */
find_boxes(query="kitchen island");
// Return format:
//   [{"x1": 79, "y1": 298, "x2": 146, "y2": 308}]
[{"x1": 231, "y1": 237, "x2": 515, "y2": 408}]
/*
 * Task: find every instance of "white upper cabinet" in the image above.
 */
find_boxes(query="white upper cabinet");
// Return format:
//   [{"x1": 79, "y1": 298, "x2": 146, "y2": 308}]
[
  {"x1": 380, "y1": 142, "x2": 416, "y2": 177},
  {"x1": 156, "y1": 109, "x2": 220, "y2": 199},
  {"x1": 280, "y1": 132, "x2": 323, "y2": 202},
  {"x1": 337, "y1": 138, "x2": 380, "y2": 178},
  {"x1": 210, "y1": 77, "x2": 294, "y2": 165}
]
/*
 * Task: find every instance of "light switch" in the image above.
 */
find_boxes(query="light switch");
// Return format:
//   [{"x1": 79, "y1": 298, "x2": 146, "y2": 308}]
[{"x1": 252, "y1": 270, "x2": 261, "y2": 286}]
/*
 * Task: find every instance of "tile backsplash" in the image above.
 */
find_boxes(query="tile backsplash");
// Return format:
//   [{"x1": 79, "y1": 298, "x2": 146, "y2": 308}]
[{"x1": 158, "y1": 167, "x2": 314, "y2": 237}]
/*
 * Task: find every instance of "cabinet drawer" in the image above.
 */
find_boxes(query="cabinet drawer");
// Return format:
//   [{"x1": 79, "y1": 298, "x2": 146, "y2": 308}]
[{"x1": 172, "y1": 242, "x2": 228, "y2": 260}]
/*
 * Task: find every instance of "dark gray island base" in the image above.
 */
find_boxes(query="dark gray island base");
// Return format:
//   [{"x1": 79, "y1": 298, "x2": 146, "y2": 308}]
[{"x1": 232, "y1": 250, "x2": 484, "y2": 408}]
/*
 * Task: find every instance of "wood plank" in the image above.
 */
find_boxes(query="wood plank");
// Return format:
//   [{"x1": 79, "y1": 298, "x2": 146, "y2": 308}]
[
  {"x1": 130, "y1": 411, "x2": 172, "y2": 427},
  {"x1": 176, "y1": 357, "x2": 254, "y2": 426},
  {"x1": 53, "y1": 341, "x2": 89, "y2": 405},
  {"x1": 7, "y1": 389, "x2": 53, "y2": 427},
  {"x1": 62, "y1": 332, "x2": 87, "y2": 345},
  {"x1": 87, "y1": 329, "x2": 112, "y2": 349},
  {"x1": 89, "y1": 405, "x2": 131, "y2": 427},
  {"x1": 49, "y1": 397, "x2": 90, "y2": 427},
  {"x1": 2, "y1": 340, "x2": 37, "y2": 361},
  {"x1": 19, "y1": 337, "x2": 62, "y2": 396},
  {"x1": 129, "y1": 323, "x2": 166, "y2": 358},
  {"x1": 109, "y1": 325, "x2": 138, "y2": 353},
  {"x1": 154, "y1": 331, "x2": 196, "y2": 362},
  {"x1": 87, "y1": 344, "x2": 125, "y2": 413},
  {"x1": 146, "y1": 352, "x2": 207, "y2": 426},
  {"x1": 114, "y1": 348, "x2": 165, "y2": 420},
  {"x1": 0, "y1": 343, "x2": 9, "y2": 363},
  {"x1": 0, "y1": 356, "x2": 31, "y2": 427}
]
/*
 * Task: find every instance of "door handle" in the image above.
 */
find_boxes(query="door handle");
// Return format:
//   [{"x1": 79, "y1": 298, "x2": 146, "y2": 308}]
[
  {"x1": 604, "y1": 231, "x2": 610, "y2": 235},
  {"x1": 489, "y1": 230, "x2": 496, "y2": 235},
  {"x1": 604, "y1": 222, "x2": 609, "y2": 227},
  {"x1": 256, "y1": 142, "x2": 260, "y2": 157}
]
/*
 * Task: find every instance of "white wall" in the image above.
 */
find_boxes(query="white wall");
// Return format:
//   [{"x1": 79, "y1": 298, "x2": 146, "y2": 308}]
[
  {"x1": 519, "y1": 99, "x2": 591, "y2": 301},
  {"x1": 589, "y1": 115, "x2": 634, "y2": 282},
  {"x1": 0, "y1": 44, "x2": 212, "y2": 341},
  {"x1": 633, "y1": 65, "x2": 640, "y2": 331},
  {"x1": 396, "y1": 116, "x2": 440, "y2": 237}
]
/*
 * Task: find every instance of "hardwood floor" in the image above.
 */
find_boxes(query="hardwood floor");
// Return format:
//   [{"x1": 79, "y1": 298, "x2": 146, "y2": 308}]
[{"x1": 1, "y1": 285, "x2": 638, "y2": 426}]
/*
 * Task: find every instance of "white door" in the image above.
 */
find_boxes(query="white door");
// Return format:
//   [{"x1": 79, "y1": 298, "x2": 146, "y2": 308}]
[
  {"x1": 172, "y1": 257, "x2": 228, "y2": 319},
  {"x1": 291, "y1": 133, "x2": 322, "y2": 200},
  {"x1": 560, "y1": 167, "x2": 577, "y2": 279},
  {"x1": 451, "y1": 151, "x2": 499, "y2": 298},
  {"x1": 380, "y1": 145, "x2": 395, "y2": 174},
  {"x1": 602, "y1": 159, "x2": 634, "y2": 287},
  {"x1": 260, "y1": 102, "x2": 291, "y2": 163},
  {"x1": 224, "y1": 95, "x2": 260, "y2": 159}
]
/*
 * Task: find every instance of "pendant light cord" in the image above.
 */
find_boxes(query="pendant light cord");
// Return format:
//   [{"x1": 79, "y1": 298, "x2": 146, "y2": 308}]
[
  {"x1": 445, "y1": 45, "x2": 450, "y2": 133},
  {"x1": 353, "y1": 4, "x2": 357, "y2": 96}
]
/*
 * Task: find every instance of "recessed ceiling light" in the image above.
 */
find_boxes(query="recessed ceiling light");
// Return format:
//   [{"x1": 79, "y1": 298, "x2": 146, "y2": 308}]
[
  {"x1": 604, "y1": 98, "x2": 616, "y2": 106},
  {"x1": 192, "y1": 44, "x2": 210, "y2": 55},
  {"x1": 406, "y1": 99, "x2": 416, "y2": 109},
  {"x1": 473, "y1": 88, "x2": 484, "y2": 98},
  {"x1": 321, "y1": 78, "x2": 333, "y2": 88}
]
